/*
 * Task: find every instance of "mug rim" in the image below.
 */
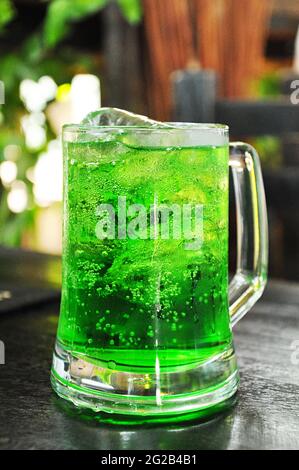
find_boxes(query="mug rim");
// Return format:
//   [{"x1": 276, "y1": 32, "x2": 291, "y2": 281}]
[{"x1": 62, "y1": 122, "x2": 229, "y2": 133}]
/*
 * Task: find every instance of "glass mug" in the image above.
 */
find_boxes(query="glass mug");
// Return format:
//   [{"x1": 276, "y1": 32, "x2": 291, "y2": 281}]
[{"x1": 51, "y1": 123, "x2": 268, "y2": 419}]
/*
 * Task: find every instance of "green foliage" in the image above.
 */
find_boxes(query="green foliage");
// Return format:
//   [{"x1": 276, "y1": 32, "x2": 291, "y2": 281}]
[
  {"x1": 258, "y1": 74, "x2": 280, "y2": 98},
  {"x1": 0, "y1": 29, "x2": 98, "y2": 247},
  {"x1": 44, "y1": 0, "x2": 142, "y2": 48},
  {"x1": 0, "y1": 33, "x2": 94, "y2": 124},
  {"x1": 0, "y1": 0, "x2": 15, "y2": 33},
  {"x1": 0, "y1": 0, "x2": 143, "y2": 248},
  {"x1": 116, "y1": 0, "x2": 142, "y2": 24},
  {"x1": 251, "y1": 136, "x2": 282, "y2": 169},
  {"x1": 0, "y1": 209, "x2": 33, "y2": 247},
  {"x1": 44, "y1": 0, "x2": 109, "y2": 47},
  {"x1": 0, "y1": 0, "x2": 143, "y2": 48}
]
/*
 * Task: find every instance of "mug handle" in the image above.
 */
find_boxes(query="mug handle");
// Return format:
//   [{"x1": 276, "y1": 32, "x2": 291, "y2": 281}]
[{"x1": 229, "y1": 142, "x2": 268, "y2": 326}]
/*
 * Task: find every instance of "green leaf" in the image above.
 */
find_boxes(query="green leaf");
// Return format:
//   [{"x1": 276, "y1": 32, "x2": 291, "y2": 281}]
[
  {"x1": 116, "y1": 0, "x2": 142, "y2": 24},
  {"x1": 22, "y1": 33, "x2": 45, "y2": 63},
  {"x1": 0, "y1": 0, "x2": 15, "y2": 32},
  {"x1": 44, "y1": 0, "x2": 108, "y2": 47}
]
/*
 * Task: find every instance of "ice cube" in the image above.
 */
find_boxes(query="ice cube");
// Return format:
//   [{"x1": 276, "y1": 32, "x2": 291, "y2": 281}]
[
  {"x1": 81, "y1": 107, "x2": 169, "y2": 128},
  {"x1": 80, "y1": 108, "x2": 228, "y2": 149}
]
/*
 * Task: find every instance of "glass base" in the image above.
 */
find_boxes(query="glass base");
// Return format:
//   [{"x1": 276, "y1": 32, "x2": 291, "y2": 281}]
[{"x1": 51, "y1": 341, "x2": 239, "y2": 417}]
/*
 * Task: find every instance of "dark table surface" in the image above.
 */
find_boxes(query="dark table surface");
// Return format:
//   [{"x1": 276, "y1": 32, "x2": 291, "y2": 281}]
[{"x1": 0, "y1": 249, "x2": 299, "y2": 450}]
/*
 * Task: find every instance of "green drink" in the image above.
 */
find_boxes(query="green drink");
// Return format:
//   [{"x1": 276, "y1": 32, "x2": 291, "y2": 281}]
[
  {"x1": 58, "y1": 139, "x2": 230, "y2": 369},
  {"x1": 52, "y1": 110, "x2": 268, "y2": 417}
]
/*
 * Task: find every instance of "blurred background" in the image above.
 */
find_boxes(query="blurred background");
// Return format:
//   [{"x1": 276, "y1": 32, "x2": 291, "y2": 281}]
[{"x1": 0, "y1": 0, "x2": 299, "y2": 281}]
